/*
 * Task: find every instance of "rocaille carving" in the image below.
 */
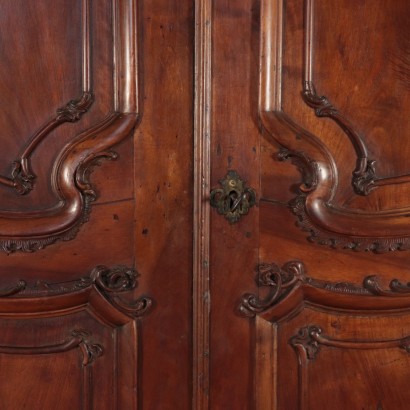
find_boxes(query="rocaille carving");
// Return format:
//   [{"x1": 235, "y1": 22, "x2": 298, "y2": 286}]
[
  {"x1": 302, "y1": 81, "x2": 377, "y2": 197},
  {"x1": 71, "y1": 330, "x2": 104, "y2": 366},
  {"x1": 281, "y1": 150, "x2": 410, "y2": 252},
  {"x1": 1, "y1": 0, "x2": 94, "y2": 196},
  {"x1": 277, "y1": 148, "x2": 319, "y2": 193},
  {"x1": 10, "y1": 91, "x2": 95, "y2": 196},
  {"x1": 302, "y1": 78, "x2": 388, "y2": 197},
  {"x1": 0, "y1": 0, "x2": 140, "y2": 252},
  {"x1": 289, "y1": 326, "x2": 322, "y2": 360},
  {"x1": 239, "y1": 261, "x2": 304, "y2": 317},
  {"x1": 239, "y1": 260, "x2": 410, "y2": 317},
  {"x1": 259, "y1": 0, "x2": 410, "y2": 252},
  {"x1": 56, "y1": 92, "x2": 94, "y2": 122},
  {"x1": 0, "y1": 265, "x2": 152, "y2": 318}
]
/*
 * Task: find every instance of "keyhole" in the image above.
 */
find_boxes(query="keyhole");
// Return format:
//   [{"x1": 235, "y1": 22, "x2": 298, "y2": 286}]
[{"x1": 228, "y1": 191, "x2": 239, "y2": 211}]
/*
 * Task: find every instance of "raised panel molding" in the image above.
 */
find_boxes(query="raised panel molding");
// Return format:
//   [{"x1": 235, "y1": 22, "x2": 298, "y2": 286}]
[
  {"x1": 289, "y1": 325, "x2": 410, "y2": 410},
  {"x1": 239, "y1": 260, "x2": 410, "y2": 319},
  {"x1": 0, "y1": 0, "x2": 140, "y2": 253},
  {"x1": 4, "y1": 0, "x2": 93, "y2": 196},
  {"x1": 259, "y1": 0, "x2": 410, "y2": 252},
  {"x1": 0, "y1": 329, "x2": 103, "y2": 410},
  {"x1": 0, "y1": 265, "x2": 153, "y2": 318},
  {"x1": 0, "y1": 264, "x2": 152, "y2": 408},
  {"x1": 0, "y1": 329, "x2": 103, "y2": 365},
  {"x1": 241, "y1": 260, "x2": 410, "y2": 409}
]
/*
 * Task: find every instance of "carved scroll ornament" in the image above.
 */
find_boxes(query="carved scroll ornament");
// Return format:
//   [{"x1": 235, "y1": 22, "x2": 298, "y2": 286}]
[
  {"x1": 239, "y1": 261, "x2": 410, "y2": 318},
  {"x1": 0, "y1": 329, "x2": 103, "y2": 366},
  {"x1": 0, "y1": 265, "x2": 152, "y2": 319},
  {"x1": 0, "y1": 0, "x2": 140, "y2": 252},
  {"x1": 259, "y1": 0, "x2": 410, "y2": 252}
]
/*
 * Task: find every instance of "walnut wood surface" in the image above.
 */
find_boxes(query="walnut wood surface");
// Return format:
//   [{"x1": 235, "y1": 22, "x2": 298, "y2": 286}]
[
  {"x1": 251, "y1": 0, "x2": 410, "y2": 408},
  {"x1": 0, "y1": 0, "x2": 193, "y2": 408},
  {"x1": 3, "y1": 0, "x2": 410, "y2": 409}
]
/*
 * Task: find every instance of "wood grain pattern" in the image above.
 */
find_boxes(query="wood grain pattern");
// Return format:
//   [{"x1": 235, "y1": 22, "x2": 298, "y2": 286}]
[
  {"x1": 209, "y1": 0, "x2": 261, "y2": 408},
  {"x1": 133, "y1": 0, "x2": 194, "y2": 408},
  {"x1": 260, "y1": 0, "x2": 410, "y2": 252},
  {"x1": 243, "y1": 259, "x2": 410, "y2": 409},
  {"x1": 0, "y1": 264, "x2": 149, "y2": 408},
  {"x1": 193, "y1": 0, "x2": 212, "y2": 408},
  {"x1": 0, "y1": 0, "x2": 139, "y2": 252}
]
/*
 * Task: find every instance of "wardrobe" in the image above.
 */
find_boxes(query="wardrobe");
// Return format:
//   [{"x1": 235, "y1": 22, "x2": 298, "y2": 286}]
[{"x1": 0, "y1": 1, "x2": 409, "y2": 408}]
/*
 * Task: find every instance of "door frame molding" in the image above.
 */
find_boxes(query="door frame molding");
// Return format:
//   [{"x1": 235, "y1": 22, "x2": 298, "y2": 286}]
[{"x1": 193, "y1": 0, "x2": 212, "y2": 408}]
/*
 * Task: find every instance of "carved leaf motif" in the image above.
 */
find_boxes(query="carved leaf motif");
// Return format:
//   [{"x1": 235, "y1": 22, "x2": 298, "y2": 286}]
[
  {"x1": 56, "y1": 92, "x2": 94, "y2": 122},
  {"x1": 72, "y1": 330, "x2": 104, "y2": 366},
  {"x1": 289, "y1": 326, "x2": 322, "y2": 360}
]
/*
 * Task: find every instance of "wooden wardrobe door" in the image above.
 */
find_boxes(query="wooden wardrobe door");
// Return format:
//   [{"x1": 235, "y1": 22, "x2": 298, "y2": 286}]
[
  {"x1": 0, "y1": 1, "x2": 193, "y2": 408},
  {"x1": 198, "y1": 0, "x2": 410, "y2": 409}
]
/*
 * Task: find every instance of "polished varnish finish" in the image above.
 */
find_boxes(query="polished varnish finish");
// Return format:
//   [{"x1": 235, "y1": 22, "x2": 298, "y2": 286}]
[
  {"x1": 242, "y1": 0, "x2": 410, "y2": 408},
  {"x1": 205, "y1": 0, "x2": 410, "y2": 409},
  {"x1": 3, "y1": 0, "x2": 410, "y2": 409},
  {"x1": 0, "y1": 0, "x2": 193, "y2": 408}
]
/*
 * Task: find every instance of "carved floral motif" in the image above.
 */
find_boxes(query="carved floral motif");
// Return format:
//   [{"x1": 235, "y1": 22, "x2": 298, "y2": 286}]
[{"x1": 302, "y1": 81, "x2": 377, "y2": 196}]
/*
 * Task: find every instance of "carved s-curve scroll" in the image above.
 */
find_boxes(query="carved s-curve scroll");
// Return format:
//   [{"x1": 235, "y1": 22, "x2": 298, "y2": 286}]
[
  {"x1": 239, "y1": 261, "x2": 305, "y2": 317},
  {"x1": 259, "y1": 0, "x2": 410, "y2": 252},
  {"x1": 0, "y1": 0, "x2": 140, "y2": 252},
  {"x1": 290, "y1": 325, "x2": 410, "y2": 356},
  {"x1": 1, "y1": 0, "x2": 93, "y2": 195},
  {"x1": 89, "y1": 265, "x2": 153, "y2": 318},
  {"x1": 302, "y1": 0, "x2": 410, "y2": 195},
  {"x1": 302, "y1": 0, "x2": 376, "y2": 196}
]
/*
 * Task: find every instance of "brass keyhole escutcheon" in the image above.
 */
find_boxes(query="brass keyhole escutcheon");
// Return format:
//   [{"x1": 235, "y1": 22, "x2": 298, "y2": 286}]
[{"x1": 210, "y1": 170, "x2": 256, "y2": 224}]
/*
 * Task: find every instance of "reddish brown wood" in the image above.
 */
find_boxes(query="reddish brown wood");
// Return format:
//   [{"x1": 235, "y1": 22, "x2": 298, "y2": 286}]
[
  {"x1": 4, "y1": 0, "x2": 410, "y2": 409},
  {"x1": 133, "y1": 1, "x2": 194, "y2": 408},
  {"x1": 209, "y1": 1, "x2": 261, "y2": 408},
  {"x1": 250, "y1": 0, "x2": 410, "y2": 408},
  {"x1": 0, "y1": 0, "x2": 139, "y2": 253},
  {"x1": 193, "y1": 0, "x2": 212, "y2": 408},
  {"x1": 0, "y1": 266, "x2": 145, "y2": 408}
]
